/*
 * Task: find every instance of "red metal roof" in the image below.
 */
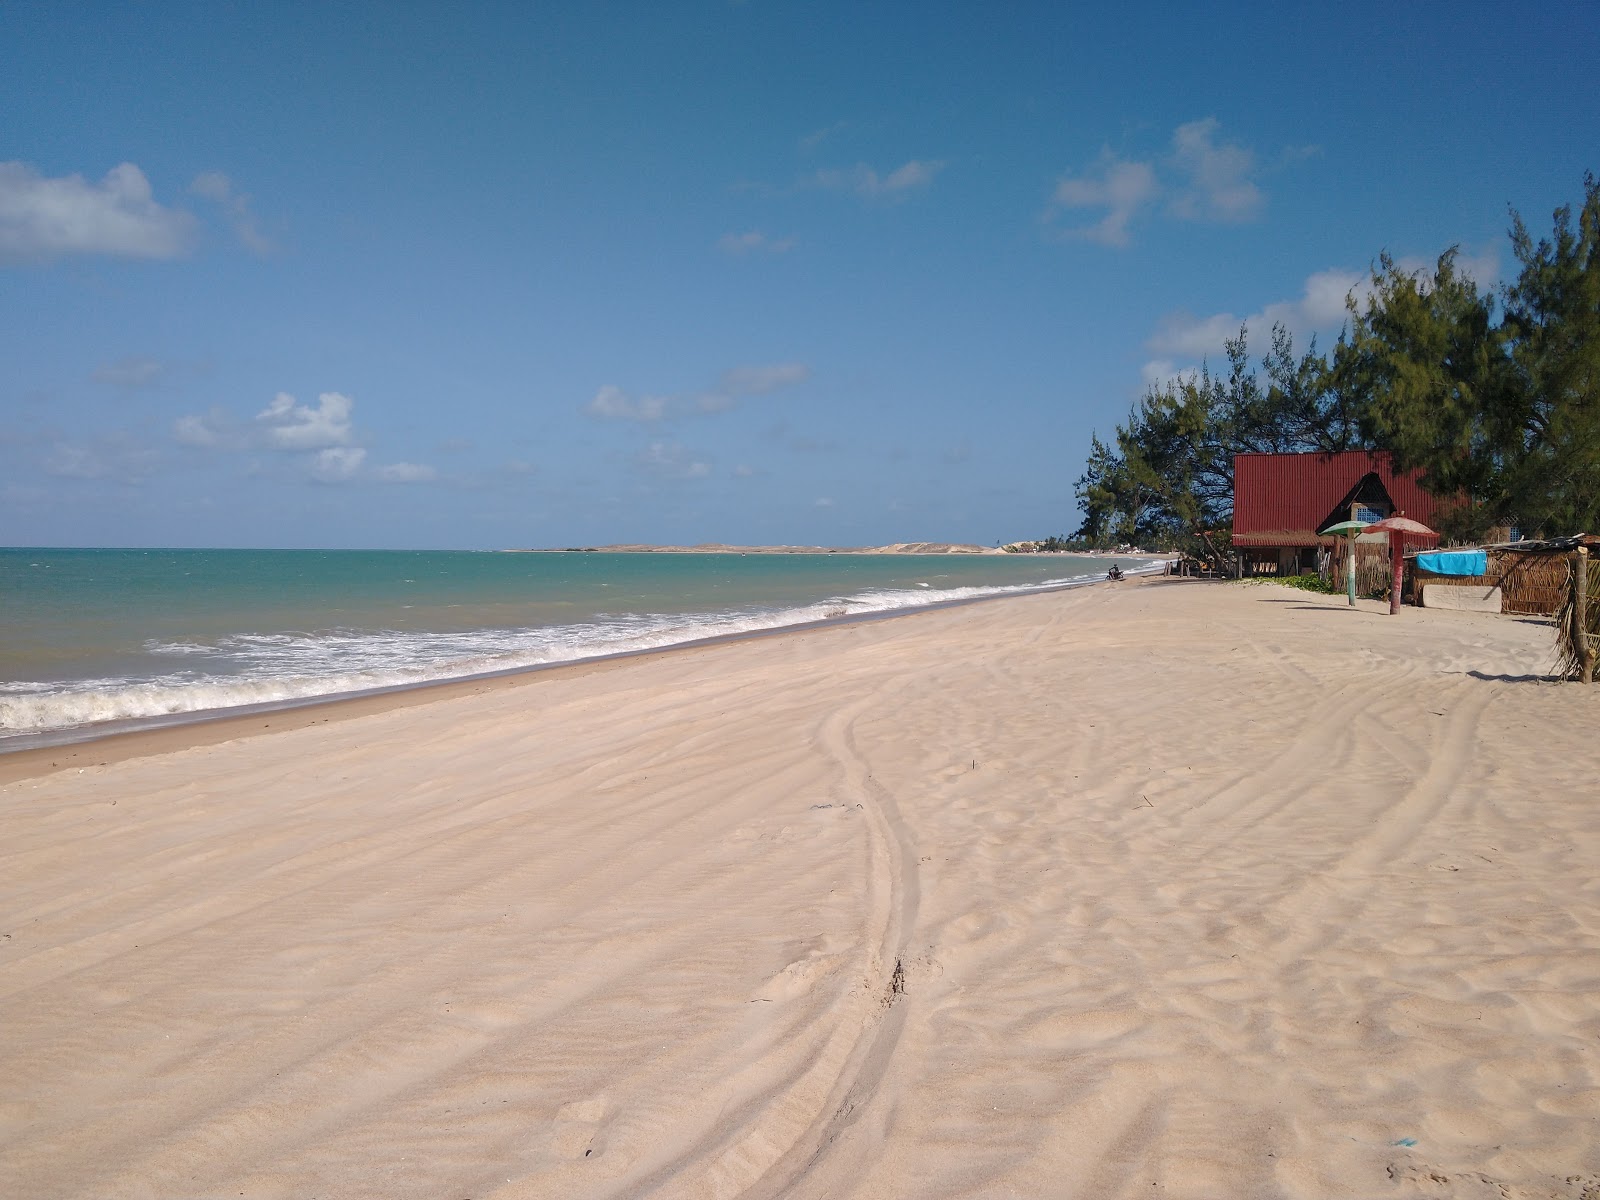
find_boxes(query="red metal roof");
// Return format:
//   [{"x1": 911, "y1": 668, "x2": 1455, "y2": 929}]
[{"x1": 1232, "y1": 451, "x2": 1440, "y2": 547}]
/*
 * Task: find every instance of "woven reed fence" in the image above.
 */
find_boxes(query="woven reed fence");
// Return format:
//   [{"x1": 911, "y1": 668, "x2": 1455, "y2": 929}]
[
  {"x1": 1327, "y1": 545, "x2": 1398, "y2": 599},
  {"x1": 1409, "y1": 546, "x2": 1574, "y2": 615}
]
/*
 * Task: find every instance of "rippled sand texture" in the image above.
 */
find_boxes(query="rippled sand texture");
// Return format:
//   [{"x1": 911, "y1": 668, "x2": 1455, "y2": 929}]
[{"x1": 3, "y1": 581, "x2": 1599, "y2": 1199}]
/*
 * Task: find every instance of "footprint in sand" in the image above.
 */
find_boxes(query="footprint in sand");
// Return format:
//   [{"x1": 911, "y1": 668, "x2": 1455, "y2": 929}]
[
  {"x1": 550, "y1": 1096, "x2": 609, "y2": 1159},
  {"x1": 753, "y1": 938, "x2": 847, "y2": 1003}
]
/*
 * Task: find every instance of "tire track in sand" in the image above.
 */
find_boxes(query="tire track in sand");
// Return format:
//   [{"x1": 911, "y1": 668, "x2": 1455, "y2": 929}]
[{"x1": 632, "y1": 679, "x2": 921, "y2": 1200}]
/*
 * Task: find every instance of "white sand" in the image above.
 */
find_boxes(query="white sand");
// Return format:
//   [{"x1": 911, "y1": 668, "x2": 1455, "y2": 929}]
[{"x1": 3, "y1": 581, "x2": 1598, "y2": 1199}]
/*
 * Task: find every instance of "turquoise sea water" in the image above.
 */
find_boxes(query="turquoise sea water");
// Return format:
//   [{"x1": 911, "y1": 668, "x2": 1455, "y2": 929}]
[{"x1": 0, "y1": 548, "x2": 1153, "y2": 746}]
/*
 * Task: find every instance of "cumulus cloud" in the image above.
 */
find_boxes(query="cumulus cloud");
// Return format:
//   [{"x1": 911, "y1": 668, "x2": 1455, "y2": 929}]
[
  {"x1": 190, "y1": 171, "x2": 273, "y2": 255},
  {"x1": 310, "y1": 446, "x2": 366, "y2": 482},
  {"x1": 172, "y1": 390, "x2": 436, "y2": 485},
  {"x1": 585, "y1": 385, "x2": 667, "y2": 422},
  {"x1": 1047, "y1": 154, "x2": 1158, "y2": 247},
  {"x1": 1169, "y1": 118, "x2": 1262, "y2": 222},
  {"x1": 1140, "y1": 263, "x2": 1416, "y2": 384},
  {"x1": 256, "y1": 391, "x2": 354, "y2": 450},
  {"x1": 92, "y1": 356, "x2": 165, "y2": 387},
  {"x1": 173, "y1": 406, "x2": 241, "y2": 448},
  {"x1": 0, "y1": 161, "x2": 195, "y2": 262},
  {"x1": 812, "y1": 159, "x2": 945, "y2": 199},
  {"x1": 1046, "y1": 119, "x2": 1270, "y2": 246},
  {"x1": 718, "y1": 229, "x2": 796, "y2": 256},
  {"x1": 637, "y1": 441, "x2": 710, "y2": 479}
]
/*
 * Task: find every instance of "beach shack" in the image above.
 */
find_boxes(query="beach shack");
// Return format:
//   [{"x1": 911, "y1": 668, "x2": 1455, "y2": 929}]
[{"x1": 1232, "y1": 451, "x2": 1439, "y2": 583}]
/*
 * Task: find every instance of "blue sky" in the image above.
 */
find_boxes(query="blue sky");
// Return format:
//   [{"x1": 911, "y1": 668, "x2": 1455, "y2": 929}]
[{"x1": 3, "y1": 2, "x2": 1596, "y2": 549}]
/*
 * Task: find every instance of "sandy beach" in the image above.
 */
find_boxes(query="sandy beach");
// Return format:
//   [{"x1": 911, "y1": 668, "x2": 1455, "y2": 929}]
[{"x1": 3, "y1": 579, "x2": 1599, "y2": 1199}]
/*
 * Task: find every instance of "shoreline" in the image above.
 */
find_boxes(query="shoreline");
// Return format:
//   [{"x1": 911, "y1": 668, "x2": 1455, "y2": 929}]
[{"x1": 0, "y1": 566, "x2": 1165, "y2": 783}]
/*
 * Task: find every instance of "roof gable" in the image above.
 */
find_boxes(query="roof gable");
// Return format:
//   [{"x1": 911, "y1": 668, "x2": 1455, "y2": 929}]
[{"x1": 1233, "y1": 451, "x2": 1439, "y2": 542}]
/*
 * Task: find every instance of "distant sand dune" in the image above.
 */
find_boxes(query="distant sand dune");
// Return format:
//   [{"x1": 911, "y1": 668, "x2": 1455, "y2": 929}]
[{"x1": 3, "y1": 582, "x2": 1598, "y2": 1198}]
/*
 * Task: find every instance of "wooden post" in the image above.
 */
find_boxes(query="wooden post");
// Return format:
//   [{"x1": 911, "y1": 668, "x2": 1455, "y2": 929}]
[
  {"x1": 1389, "y1": 531, "x2": 1403, "y2": 615},
  {"x1": 1579, "y1": 546, "x2": 1595, "y2": 684},
  {"x1": 1346, "y1": 502, "x2": 1359, "y2": 606}
]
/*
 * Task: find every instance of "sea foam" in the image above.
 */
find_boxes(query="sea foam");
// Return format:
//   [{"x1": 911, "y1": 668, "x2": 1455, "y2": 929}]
[{"x1": 0, "y1": 569, "x2": 1143, "y2": 740}]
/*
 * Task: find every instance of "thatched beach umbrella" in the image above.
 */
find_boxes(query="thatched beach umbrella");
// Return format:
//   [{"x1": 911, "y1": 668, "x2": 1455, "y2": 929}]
[
  {"x1": 1320, "y1": 518, "x2": 1371, "y2": 607},
  {"x1": 1364, "y1": 515, "x2": 1438, "y2": 615}
]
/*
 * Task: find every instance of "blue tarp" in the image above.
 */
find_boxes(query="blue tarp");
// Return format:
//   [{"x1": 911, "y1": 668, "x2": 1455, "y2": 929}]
[{"x1": 1415, "y1": 549, "x2": 1488, "y2": 577}]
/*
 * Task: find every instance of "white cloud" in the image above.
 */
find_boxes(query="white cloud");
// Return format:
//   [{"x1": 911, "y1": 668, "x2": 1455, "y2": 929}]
[
  {"x1": 814, "y1": 496, "x2": 835, "y2": 507},
  {"x1": 1169, "y1": 118, "x2": 1262, "y2": 222},
  {"x1": 173, "y1": 407, "x2": 240, "y2": 448},
  {"x1": 92, "y1": 356, "x2": 165, "y2": 387},
  {"x1": 733, "y1": 464, "x2": 756, "y2": 478},
  {"x1": 719, "y1": 362, "x2": 811, "y2": 396},
  {"x1": 719, "y1": 230, "x2": 796, "y2": 255},
  {"x1": 311, "y1": 446, "x2": 366, "y2": 482},
  {"x1": 1140, "y1": 359, "x2": 1178, "y2": 388},
  {"x1": 1146, "y1": 310, "x2": 1250, "y2": 360},
  {"x1": 256, "y1": 391, "x2": 354, "y2": 450},
  {"x1": 638, "y1": 441, "x2": 710, "y2": 479},
  {"x1": 799, "y1": 121, "x2": 849, "y2": 153},
  {"x1": 190, "y1": 171, "x2": 273, "y2": 255},
  {"x1": 177, "y1": 390, "x2": 437, "y2": 486},
  {"x1": 812, "y1": 159, "x2": 945, "y2": 199},
  {"x1": 0, "y1": 161, "x2": 195, "y2": 262},
  {"x1": 590, "y1": 364, "x2": 810, "y2": 420},
  {"x1": 375, "y1": 461, "x2": 437, "y2": 483},
  {"x1": 1141, "y1": 265, "x2": 1382, "y2": 383},
  {"x1": 585, "y1": 385, "x2": 667, "y2": 422},
  {"x1": 1048, "y1": 154, "x2": 1158, "y2": 247},
  {"x1": 1046, "y1": 119, "x2": 1266, "y2": 246}
]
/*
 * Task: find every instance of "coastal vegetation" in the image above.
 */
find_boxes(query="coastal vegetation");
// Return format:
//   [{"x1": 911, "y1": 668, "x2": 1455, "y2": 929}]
[{"x1": 1071, "y1": 173, "x2": 1600, "y2": 564}]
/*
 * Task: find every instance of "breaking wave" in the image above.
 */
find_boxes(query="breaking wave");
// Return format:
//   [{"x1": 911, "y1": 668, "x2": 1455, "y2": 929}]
[{"x1": 0, "y1": 565, "x2": 1156, "y2": 742}]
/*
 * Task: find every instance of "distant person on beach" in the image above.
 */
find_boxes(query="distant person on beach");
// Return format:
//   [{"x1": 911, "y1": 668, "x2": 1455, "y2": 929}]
[{"x1": 1107, "y1": 564, "x2": 1124, "y2": 581}]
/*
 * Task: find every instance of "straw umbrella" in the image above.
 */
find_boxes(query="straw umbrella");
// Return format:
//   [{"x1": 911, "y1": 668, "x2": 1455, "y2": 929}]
[
  {"x1": 1364, "y1": 515, "x2": 1438, "y2": 614},
  {"x1": 1319, "y1": 518, "x2": 1370, "y2": 606}
]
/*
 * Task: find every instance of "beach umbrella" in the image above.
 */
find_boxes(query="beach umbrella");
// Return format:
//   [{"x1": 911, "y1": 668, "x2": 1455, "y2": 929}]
[
  {"x1": 1364, "y1": 515, "x2": 1438, "y2": 615},
  {"x1": 1319, "y1": 518, "x2": 1370, "y2": 606}
]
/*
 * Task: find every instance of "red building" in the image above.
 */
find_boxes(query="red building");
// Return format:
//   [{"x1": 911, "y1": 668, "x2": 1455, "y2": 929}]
[{"x1": 1232, "y1": 451, "x2": 1440, "y2": 576}]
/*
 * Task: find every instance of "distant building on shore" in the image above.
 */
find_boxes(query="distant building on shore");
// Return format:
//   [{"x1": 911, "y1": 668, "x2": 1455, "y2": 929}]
[{"x1": 1232, "y1": 451, "x2": 1439, "y2": 577}]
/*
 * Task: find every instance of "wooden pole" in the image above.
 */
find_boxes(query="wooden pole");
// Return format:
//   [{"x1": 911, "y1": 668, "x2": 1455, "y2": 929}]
[
  {"x1": 1389, "y1": 531, "x2": 1403, "y2": 615},
  {"x1": 1579, "y1": 546, "x2": 1594, "y2": 684},
  {"x1": 1347, "y1": 501, "x2": 1358, "y2": 606}
]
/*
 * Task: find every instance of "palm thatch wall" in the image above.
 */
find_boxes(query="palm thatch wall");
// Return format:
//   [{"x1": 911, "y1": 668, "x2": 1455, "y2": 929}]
[{"x1": 1409, "y1": 545, "x2": 1577, "y2": 615}]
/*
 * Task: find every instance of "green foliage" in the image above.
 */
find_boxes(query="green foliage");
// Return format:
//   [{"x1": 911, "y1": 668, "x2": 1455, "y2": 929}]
[
  {"x1": 1075, "y1": 325, "x2": 1366, "y2": 565},
  {"x1": 1341, "y1": 248, "x2": 1511, "y2": 539},
  {"x1": 1343, "y1": 173, "x2": 1600, "y2": 539},
  {"x1": 1502, "y1": 173, "x2": 1600, "y2": 535},
  {"x1": 1276, "y1": 572, "x2": 1339, "y2": 594}
]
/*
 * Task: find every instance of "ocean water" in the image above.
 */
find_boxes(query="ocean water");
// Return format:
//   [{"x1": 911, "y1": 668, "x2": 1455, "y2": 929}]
[{"x1": 0, "y1": 548, "x2": 1154, "y2": 747}]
